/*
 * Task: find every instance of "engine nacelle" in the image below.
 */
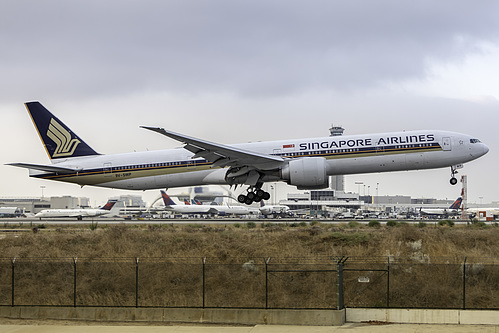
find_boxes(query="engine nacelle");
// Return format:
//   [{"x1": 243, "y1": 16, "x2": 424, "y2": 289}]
[{"x1": 281, "y1": 157, "x2": 329, "y2": 190}]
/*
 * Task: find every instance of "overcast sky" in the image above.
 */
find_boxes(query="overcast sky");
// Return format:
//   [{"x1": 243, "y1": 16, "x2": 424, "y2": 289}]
[{"x1": 1, "y1": 1, "x2": 498, "y2": 207}]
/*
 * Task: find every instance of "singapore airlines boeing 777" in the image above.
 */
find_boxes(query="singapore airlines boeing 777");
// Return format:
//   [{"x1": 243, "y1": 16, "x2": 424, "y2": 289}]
[{"x1": 9, "y1": 102, "x2": 489, "y2": 204}]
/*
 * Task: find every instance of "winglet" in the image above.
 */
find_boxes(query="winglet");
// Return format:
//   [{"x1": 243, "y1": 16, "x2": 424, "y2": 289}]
[{"x1": 25, "y1": 102, "x2": 99, "y2": 160}]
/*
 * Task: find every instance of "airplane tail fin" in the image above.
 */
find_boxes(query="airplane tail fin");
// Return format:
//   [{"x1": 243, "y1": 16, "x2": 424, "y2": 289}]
[
  {"x1": 25, "y1": 102, "x2": 99, "y2": 160},
  {"x1": 260, "y1": 200, "x2": 265, "y2": 207},
  {"x1": 100, "y1": 200, "x2": 118, "y2": 211},
  {"x1": 184, "y1": 199, "x2": 191, "y2": 205},
  {"x1": 192, "y1": 199, "x2": 202, "y2": 205},
  {"x1": 160, "y1": 190, "x2": 176, "y2": 206},
  {"x1": 450, "y1": 197, "x2": 463, "y2": 210}
]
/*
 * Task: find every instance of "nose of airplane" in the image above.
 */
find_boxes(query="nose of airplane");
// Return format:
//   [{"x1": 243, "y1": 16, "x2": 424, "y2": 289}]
[{"x1": 483, "y1": 143, "x2": 490, "y2": 155}]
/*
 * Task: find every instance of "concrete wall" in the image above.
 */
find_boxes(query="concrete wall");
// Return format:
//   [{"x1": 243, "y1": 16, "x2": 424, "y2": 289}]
[
  {"x1": 0, "y1": 307, "x2": 346, "y2": 326},
  {"x1": 2, "y1": 306, "x2": 499, "y2": 326},
  {"x1": 347, "y1": 308, "x2": 499, "y2": 325}
]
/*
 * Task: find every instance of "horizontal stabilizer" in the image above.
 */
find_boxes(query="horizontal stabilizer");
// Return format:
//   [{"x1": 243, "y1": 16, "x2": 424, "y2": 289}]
[{"x1": 7, "y1": 163, "x2": 81, "y2": 174}]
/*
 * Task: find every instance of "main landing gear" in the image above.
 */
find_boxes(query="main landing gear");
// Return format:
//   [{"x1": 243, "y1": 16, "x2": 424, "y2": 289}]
[{"x1": 237, "y1": 187, "x2": 271, "y2": 205}]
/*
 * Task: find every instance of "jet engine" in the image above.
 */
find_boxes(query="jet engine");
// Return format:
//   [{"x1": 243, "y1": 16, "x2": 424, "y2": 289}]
[{"x1": 281, "y1": 157, "x2": 329, "y2": 190}]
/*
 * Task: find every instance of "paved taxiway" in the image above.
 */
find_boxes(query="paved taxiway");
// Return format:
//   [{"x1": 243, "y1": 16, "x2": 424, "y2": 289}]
[
  {"x1": 1, "y1": 323, "x2": 499, "y2": 332},
  {"x1": 0, "y1": 217, "x2": 468, "y2": 226}
]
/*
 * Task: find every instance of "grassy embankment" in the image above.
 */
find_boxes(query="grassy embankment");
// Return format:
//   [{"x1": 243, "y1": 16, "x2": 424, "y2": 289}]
[
  {"x1": 1, "y1": 221, "x2": 498, "y2": 259},
  {"x1": 1, "y1": 221, "x2": 498, "y2": 309}
]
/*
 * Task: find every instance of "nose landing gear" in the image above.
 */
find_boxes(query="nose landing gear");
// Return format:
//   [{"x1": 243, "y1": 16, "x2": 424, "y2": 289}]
[{"x1": 450, "y1": 165, "x2": 460, "y2": 185}]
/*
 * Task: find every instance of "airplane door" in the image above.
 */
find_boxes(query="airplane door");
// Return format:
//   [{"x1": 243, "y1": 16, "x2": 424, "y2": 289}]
[
  {"x1": 442, "y1": 137, "x2": 451, "y2": 151},
  {"x1": 103, "y1": 162, "x2": 113, "y2": 177}
]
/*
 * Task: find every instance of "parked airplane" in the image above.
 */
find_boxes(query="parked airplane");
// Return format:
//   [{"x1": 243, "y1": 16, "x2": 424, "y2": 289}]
[
  {"x1": 420, "y1": 197, "x2": 463, "y2": 216},
  {"x1": 160, "y1": 191, "x2": 213, "y2": 214},
  {"x1": 212, "y1": 203, "x2": 258, "y2": 216},
  {"x1": 466, "y1": 206, "x2": 499, "y2": 219},
  {"x1": 35, "y1": 199, "x2": 118, "y2": 220},
  {"x1": 160, "y1": 191, "x2": 256, "y2": 216},
  {"x1": 9, "y1": 102, "x2": 489, "y2": 205},
  {"x1": 259, "y1": 201, "x2": 291, "y2": 216}
]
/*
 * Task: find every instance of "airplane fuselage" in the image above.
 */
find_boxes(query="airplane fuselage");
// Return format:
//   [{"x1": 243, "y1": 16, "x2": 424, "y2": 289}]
[
  {"x1": 27, "y1": 130, "x2": 488, "y2": 191},
  {"x1": 35, "y1": 208, "x2": 110, "y2": 219}
]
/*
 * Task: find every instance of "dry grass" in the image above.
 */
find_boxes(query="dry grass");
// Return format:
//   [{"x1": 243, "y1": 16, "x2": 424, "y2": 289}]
[
  {"x1": 2, "y1": 222, "x2": 499, "y2": 259},
  {"x1": 1, "y1": 222, "x2": 499, "y2": 309}
]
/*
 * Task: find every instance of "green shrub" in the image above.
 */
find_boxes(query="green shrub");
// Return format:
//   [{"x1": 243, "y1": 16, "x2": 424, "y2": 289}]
[
  {"x1": 386, "y1": 220, "x2": 399, "y2": 227},
  {"x1": 246, "y1": 221, "x2": 256, "y2": 229},
  {"x1": 368, "y1": 220, "x2": 381, "y2": 228},
  {"x1": 348, "y1": 221, "x2": 358, "y2": 228},
  {"x1": 417, "y1": 221, "x2": 427, "y2": 228},
  {"x1": 438, "y1": 219, "x2": 455, "y2": 227}
]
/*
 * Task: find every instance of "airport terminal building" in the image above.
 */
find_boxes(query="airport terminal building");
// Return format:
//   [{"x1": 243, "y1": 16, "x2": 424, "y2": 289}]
[{"x1": 0, "y1": 196, "x2": 90, "y2": 215}]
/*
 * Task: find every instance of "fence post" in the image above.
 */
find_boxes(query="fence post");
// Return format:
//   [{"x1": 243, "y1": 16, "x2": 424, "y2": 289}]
[
  {"x1": 135, "y1": 257, "x2": 139, "y2": 308},
  {"x1": 387, "y1": 256, "x2": 390, "y2": 308},
  {"x1": 462, "y1": 257, "x2": 467, "y2": 310},
  {"x1": 11, "y1": 258, "x2": 15, "y2": 307},
  {"x1": 265, "y1": 257, "x2": 271, "y2": 309},
  {"x1": 202, "y1": 257, "x2": 206, "y2": 308},
  {"x1": 73, "y1": 257, "x2": 77, "y2": 307},
  {"x1": 333, "y1": 256, "x2": 348, "y2": 310}
]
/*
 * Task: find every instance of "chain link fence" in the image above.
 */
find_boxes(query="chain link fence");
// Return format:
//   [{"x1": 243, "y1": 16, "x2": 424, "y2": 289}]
[{"x1": 1, "y1": 256, "x2": 498, "y2": 309}]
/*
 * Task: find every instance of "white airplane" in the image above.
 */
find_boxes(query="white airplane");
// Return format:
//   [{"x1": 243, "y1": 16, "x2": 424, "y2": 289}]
[
  {"x1": 35, "y1": 199, "x2": 118, "y2": 220},
  {"x1": 190, "y1": 197, "x2": 257, "y2": 215},
  {"x1": 259, "y1": 200, "x2": 291, "y2": 216},
  {"x1": 420, "y1": 197, "x2": 462, "y2": 216},
  {"x1": 160, "y1": 190, "x2": 213, "y2": 214},
  {"x1": 161, "y1": 191, "x2": 256, "y2": 216},
  {"x1": 210, "y1": 203, "x2": 259, "y2": 216},
  {"x1": 466, "y1": 207, "x2": 499, "y2": 219},
  {"x1": 9, "y1": 102, "x2": 489, "y2": 205}
]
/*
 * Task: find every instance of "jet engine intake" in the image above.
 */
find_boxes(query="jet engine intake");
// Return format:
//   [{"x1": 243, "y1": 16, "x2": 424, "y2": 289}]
[{"x1": 281, "y1": 157, "x2": 329, "y2": 190}]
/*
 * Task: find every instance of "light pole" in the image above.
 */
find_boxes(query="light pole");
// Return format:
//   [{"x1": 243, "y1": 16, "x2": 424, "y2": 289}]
[
  {"x1": 376, "y1": 183, "x2": 379, "y2": 205},
  {"x1": 40, "y1": 186, "x2": 46, "y2": 199},
  {"x1": 355, "y1": 182, "x2": 363, "y2": 198},
  {"x1": 270, "y1": 185, "x2": 275, "y2": 205}
]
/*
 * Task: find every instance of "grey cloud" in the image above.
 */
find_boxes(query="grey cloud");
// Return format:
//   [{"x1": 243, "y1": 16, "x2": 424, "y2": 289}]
[{"x1": 2, "y1": 1, "x2": 499, "y2": 101}]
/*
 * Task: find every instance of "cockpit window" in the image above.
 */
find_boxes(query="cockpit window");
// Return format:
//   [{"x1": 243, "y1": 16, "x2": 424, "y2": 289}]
[{"x1": 470, "y1": 139, "x2": 481, "y2": 143}]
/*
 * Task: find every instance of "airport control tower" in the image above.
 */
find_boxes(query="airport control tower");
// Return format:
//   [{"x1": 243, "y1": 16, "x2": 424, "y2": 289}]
[{"x1": 329, "y1": 124, "x2": 345, "y2": 191}]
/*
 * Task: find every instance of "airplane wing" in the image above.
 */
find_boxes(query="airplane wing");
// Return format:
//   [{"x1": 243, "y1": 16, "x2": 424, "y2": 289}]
[
  {"x1": 141, "y1": 127, "x2": 284, "y2": 170},
  {"x1": 7, "y1": 163, "x2": 81, "y2": 174}
]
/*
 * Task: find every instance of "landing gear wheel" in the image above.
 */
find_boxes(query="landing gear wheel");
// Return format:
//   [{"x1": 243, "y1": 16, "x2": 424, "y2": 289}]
[
  {"x1": 450, "y1": 177, "x2": 458, "y2": 185},
  {"x1": 237, "y1": 194, "x2": 247, "y2": 203},
  {"x1": 244, "y1": 197, "x2": 253, "y2": 205},
  {"x1": 263, "y1": 192, "x2": 270, "y2": 200}
]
